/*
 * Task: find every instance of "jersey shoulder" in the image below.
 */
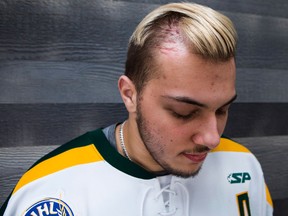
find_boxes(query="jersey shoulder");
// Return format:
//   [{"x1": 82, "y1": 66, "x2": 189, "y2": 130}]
[
  {"x1": 12, "y1": 130, "x2": 104, "y2": 195},
  {"x1": 212, "y1": 137, "x2": 251, "y2": 153}
]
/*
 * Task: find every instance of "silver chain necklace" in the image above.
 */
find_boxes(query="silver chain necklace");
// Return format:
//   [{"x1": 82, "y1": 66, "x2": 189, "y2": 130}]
[{"x1": 119, "y1": 121, "x2": 132, "y2": 161}]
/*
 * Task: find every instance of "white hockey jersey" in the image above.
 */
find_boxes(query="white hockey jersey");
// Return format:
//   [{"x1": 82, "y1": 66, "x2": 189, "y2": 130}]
[{"x1": 0, "y1": 129, "x2": 273, "y2": 216}]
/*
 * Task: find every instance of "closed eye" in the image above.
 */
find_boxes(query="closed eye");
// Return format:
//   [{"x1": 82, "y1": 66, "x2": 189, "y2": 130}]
[
  {"x1": 216, "y1": 106, "x2": 229, "y2": 116},
  {"x1": 171, "y1": 110, "x2": 199, "y2": 120}
]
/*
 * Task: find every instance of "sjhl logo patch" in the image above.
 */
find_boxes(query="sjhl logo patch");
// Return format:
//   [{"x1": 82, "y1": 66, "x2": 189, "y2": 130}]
[{"x1": 23, "y1": 198, "x2": 74, "y2": 216}]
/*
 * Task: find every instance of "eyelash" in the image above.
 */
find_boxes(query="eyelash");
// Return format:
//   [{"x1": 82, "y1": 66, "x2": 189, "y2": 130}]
[
  {"x1": 172, "y1": 108, "x2": 228, "y2": 120},
  {"x1": 216, "y1": 108, "x2": 229, "y2": 116},
  {"x1": 172, "y1": 111, "x2": 198, "y2": 120}
]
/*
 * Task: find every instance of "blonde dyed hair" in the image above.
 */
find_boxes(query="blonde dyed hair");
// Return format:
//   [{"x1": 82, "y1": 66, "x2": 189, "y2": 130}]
[{"x1": 125, "y1": 2, "x2": 237, "y2": 93}]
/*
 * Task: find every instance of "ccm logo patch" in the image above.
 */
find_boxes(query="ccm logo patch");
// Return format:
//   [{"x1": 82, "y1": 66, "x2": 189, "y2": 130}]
[
  {"x1": 227, "y1": 172, "x2": 251, "y2": 184},
  {"x1": 24, "y1": 198, "x2": 74, "y2": 216}
]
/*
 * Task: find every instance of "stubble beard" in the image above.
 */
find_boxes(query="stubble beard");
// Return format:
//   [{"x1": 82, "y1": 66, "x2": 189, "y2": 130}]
[{"x1": 135, "y1": 102, "x2": 202, "y2": 178}]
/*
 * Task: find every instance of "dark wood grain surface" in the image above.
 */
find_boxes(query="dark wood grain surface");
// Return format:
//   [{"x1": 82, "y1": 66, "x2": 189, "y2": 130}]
[{"x1": 0, "y1": 0, "x2": 287, "y2": 214}]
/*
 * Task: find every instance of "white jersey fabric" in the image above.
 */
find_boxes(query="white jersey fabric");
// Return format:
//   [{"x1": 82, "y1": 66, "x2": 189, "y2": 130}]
[{"x1": 0, "y1": 128, "x2": 273, "y2": 216}]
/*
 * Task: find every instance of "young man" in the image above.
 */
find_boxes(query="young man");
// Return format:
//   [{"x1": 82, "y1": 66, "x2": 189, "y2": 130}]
[{"x1": 1, "y1": 2, "x2": 273, "y2": 215}]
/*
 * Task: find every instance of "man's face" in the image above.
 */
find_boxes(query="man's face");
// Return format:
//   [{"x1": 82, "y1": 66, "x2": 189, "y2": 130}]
[{"x1": 135, "y1": 47, "x2": 236, "y2": 178}]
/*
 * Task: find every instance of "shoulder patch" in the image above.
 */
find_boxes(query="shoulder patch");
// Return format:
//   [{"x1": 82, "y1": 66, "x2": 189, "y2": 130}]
[
  {"x1": 23, "y1": 198, "x2": 74, "y2": 216},
  {"x1": 212, "y1": 138, "x2": 251, "y2": 153}
]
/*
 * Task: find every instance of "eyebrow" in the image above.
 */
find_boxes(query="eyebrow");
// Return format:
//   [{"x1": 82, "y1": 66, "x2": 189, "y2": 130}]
[{"x1": 162, "y1": 94, "x2": 238, "y2": 108}]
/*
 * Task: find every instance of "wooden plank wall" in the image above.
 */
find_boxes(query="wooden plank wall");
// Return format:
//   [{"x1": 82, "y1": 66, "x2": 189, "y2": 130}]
[{"x1": 0, "y1": 0, "x2": 287, "y2": 214}]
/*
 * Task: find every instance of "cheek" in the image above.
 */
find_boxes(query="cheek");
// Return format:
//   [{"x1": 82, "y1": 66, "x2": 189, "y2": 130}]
[
  {"x1": 147, "y1": 118, "x2": 181, "y2": 148},
  {"x1": 165, "y1": 125, "x2": 192, "y2": 147}
]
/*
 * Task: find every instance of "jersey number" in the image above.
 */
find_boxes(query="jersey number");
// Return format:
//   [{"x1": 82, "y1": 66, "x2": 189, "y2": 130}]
[{"x1": 237, "y1": 192, "x2": 251, "y2": 216}]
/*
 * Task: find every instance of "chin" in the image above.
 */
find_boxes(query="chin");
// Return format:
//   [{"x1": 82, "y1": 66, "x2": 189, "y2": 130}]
[{"x1": 166, "y1": 165, "x2": 202, "y2": 179}]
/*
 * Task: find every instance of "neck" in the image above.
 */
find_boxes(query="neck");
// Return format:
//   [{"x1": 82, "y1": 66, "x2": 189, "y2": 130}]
[{"x1": 116, "y1": 120, "x2": 165, "y2": 173}]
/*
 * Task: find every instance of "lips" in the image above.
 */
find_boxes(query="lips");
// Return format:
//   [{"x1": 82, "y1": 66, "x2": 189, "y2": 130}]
[{"x1": 182, "y1": 152, "x2": 208, "y2": 163}]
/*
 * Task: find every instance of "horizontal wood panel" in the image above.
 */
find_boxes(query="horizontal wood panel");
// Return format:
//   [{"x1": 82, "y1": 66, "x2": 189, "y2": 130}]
[
  {"x1": 225, "y1": 103, "x2": 288, "y2": 137},
  {"x1": 0, "y1": 62, "x2": 287, "y2": 103},
  {"x1": 0, "y1": 103, "x2": 287, "y2": 148},
  {"x1": 119, "y1": 0, "x2": 288, "y2": 18},
  {"x1": 1, "y1": 0, "x2": 288, "y2": 19},
  {"x1": 273, "y1": 198, "x2": 288, "y2": 216},
  {"x1": 236, "y1": 68, "x2": 288, "y2": 102},
  {"x1": 0, "y1": 61, "x2": 123, "y2": 103},
  {"x1": 0, "y1": 1, "x2": 287, "y2": 70},
  {"x1": 0, "y1": 103, "x2": 127, "y2": 147}
]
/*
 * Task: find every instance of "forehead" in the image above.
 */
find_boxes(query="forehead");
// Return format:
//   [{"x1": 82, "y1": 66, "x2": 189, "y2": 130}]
[
  {"x1": 145, "y1": 48, "x2": 236, "y2": 106},
  {"x1": 155, "y1": 46, "x2": 235, "y2": 80}
]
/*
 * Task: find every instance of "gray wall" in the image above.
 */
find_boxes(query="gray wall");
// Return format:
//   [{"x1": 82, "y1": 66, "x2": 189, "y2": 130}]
[
  {"x1": 0, "y1": 0, "x2": 288, "y2": 147},
  {"x1": 0, "y1": 0, "x2": 287, "y2": 214}
]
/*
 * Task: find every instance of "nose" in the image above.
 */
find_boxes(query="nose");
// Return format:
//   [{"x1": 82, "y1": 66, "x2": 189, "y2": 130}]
[{"x1": 191, "y1": 115, "x2": 221, "y2": 150}]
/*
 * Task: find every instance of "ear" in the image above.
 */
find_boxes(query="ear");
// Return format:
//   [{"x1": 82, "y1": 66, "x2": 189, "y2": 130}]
[{"x1": 118, "y1": 75, "x2": 137, "y2": 113}]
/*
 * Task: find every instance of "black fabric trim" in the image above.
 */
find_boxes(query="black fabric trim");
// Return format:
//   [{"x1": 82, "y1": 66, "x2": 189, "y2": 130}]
[{"x1": 0, "y1": 191, "x2": 11, "y2": 215}]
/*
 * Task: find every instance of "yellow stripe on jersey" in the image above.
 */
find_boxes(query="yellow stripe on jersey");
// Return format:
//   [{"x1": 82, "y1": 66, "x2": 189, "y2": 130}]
[
  {"x1": 265, "y1": 184, "x2": 273, "y2": 207},
  {"x1": 13, "y1": 144, "x2": 103, "y2": 195},
  {"x1": 212, "y1": 138, "x2": 251, "y2": 153}
]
